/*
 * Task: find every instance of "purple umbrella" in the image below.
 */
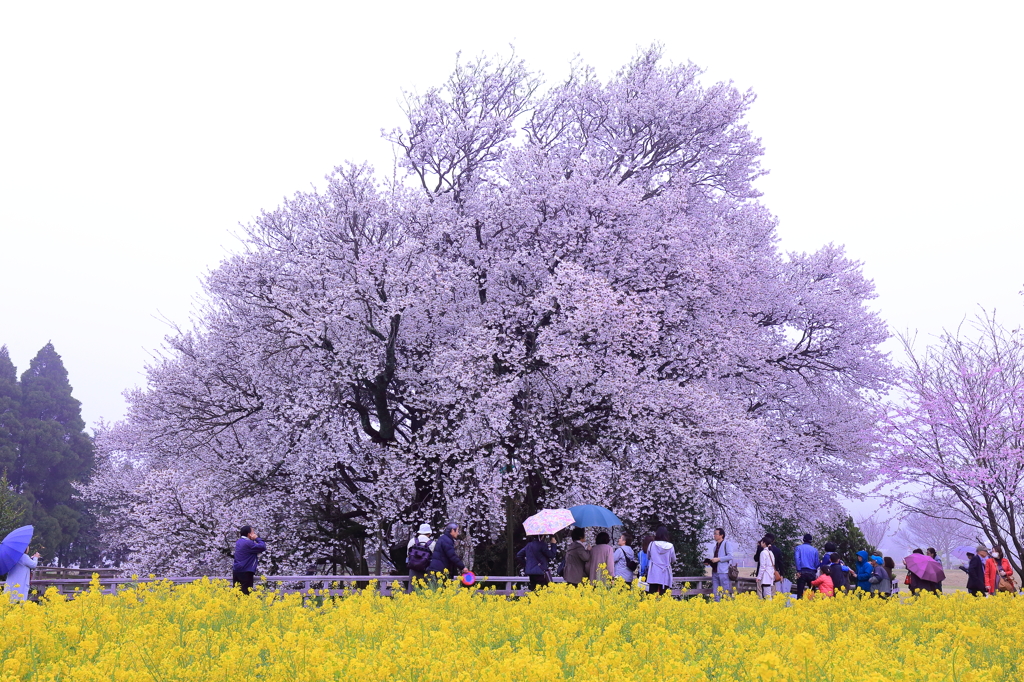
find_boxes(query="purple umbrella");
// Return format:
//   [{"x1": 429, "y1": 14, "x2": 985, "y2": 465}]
[
  {"x1": 0, "y1": 525, "x2": 34, "y2": 575},
  {"x1": 904, "y1": 553, "x2": 946, "y2": 583}
]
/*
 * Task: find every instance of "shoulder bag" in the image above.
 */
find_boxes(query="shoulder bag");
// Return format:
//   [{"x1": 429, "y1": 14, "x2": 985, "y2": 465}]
[{"x1": 997, "y1": 560, "x2": 1017, "y2": 592}]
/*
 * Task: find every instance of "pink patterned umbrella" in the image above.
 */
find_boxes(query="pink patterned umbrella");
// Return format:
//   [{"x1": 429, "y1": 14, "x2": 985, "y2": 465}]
[{"x1": 523, "y1": 509, "x2": 575, "y2": 536}]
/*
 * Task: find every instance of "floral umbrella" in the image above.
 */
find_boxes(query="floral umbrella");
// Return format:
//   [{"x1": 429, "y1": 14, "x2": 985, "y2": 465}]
[{"x1": 523, "y1": 509, "x2": 575, "y2": 536}]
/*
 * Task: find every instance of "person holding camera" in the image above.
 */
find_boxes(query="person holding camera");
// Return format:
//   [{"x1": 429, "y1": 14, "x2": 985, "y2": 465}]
[
  {"x1": 4, "y1": 550, "x2": 42, "y2": 602},
  {"x1": 706, "y1": 527, "x2": 735, "y2": 601},
  {"x1": 233, "y1": 525, "x2": 267, "y2": 595}
]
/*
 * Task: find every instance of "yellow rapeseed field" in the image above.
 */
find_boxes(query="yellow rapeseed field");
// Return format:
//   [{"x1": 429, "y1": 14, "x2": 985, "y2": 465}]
[{"x1": 0, "y1": 577, "x2": 1021, "y2": 681}]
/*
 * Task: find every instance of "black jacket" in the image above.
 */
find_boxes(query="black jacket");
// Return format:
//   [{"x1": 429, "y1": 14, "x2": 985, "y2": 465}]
[
  {"x1": 829, "y1": 563, "x2": 851, "y2": 591},
  {"x1": 966, "y1": 554, "x2": 986, "y2": 592},
  {"x1": 516, "y1": 540, "x2": 556, "y2": 575},
  {"x1": 427, "y1": 533, "x2": 465, "y2": 574}
]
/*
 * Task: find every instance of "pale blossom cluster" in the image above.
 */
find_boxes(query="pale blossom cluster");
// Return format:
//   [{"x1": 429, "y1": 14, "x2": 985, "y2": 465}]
[
  {"x1": 83, "y1": 48, "x2": 892, "y2": 574},
  {"x1": 877, "y1": 314, "x2": 1024, "y2": 573}
]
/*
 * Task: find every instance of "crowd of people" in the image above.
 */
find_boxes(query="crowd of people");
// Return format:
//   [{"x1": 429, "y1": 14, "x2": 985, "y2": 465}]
[
  {"x1": 709, "y1": 532, "x2": 1016, "y2": 600},
  {"x1": 224, "y1": 524, "x2": 1018, "y2": 600},
  {"x1": 1, "y1": 522, "x2": 1017, "y2": 601}
]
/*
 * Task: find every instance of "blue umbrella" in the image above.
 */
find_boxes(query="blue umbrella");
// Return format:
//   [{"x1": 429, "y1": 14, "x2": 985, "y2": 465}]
[
  {"x1": 569, "y1": 505, "x2": 623, "y2": 528},
  {"x1": 0, "y1": 525, "x2": 34, "y2": 575}
]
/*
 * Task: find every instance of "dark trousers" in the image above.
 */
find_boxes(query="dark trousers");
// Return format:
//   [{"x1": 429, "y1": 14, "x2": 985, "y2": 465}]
[
  {"x1": 795, "y1": 570, "x2": 816, "y2": 599},
  {"x1": 649, "y1": 583, "x2": 669, "y2": 595},
  {"x1": 408, "y1": 569, "x2": 427, "y2": 593},
  {"x1": 527, "y1": 574, "x2": 550, "y2": 590},
  {"x1": 232, "y1": 570, "x2": 255, "y2": 595}
]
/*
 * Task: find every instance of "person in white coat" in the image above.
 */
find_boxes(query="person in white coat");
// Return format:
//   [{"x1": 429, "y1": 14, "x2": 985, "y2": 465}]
[
  {"x1": 4, "y1": 552, "x2": 41, "y2": 601},
  {"x1": 756, "y1": 537, "x2": 776, "y2": 599},
  {"x1": 645, "y1": 526, "x2": 677, "y2": 596}
]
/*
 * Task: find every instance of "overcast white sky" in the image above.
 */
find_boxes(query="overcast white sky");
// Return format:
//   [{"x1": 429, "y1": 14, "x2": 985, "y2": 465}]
[{"x1": 2, "y1": 0, "x2": 1022, "y2": 455}]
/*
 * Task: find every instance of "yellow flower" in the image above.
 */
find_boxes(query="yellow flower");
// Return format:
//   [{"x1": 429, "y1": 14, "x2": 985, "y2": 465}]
[{"x1": 0, "y1": 578, "x2": 1021, "y2": 680}]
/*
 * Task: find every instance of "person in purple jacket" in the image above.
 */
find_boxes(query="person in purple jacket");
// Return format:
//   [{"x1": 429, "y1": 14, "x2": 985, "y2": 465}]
[{"x1": 233, "y1": 525, "x2": 267, "y2": 595}]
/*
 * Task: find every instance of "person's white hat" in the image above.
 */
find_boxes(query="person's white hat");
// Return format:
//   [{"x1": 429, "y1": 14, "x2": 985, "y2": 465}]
[{"x1": 418, "y1": 523, "x2": 433, "y2": 535}]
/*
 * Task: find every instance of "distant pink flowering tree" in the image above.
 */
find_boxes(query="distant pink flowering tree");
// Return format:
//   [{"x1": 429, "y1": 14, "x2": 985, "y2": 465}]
[
  {"x1": 84, "y1": 47, "x2": 892, "y2": 574},
  {"x1": 878, "y1": 313, "x2": 1024, "y2": 573}
]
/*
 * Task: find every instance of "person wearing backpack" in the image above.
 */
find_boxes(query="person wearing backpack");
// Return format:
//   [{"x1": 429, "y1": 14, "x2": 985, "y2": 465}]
[
  {"x1": 707, "y1": 527, "x2": 736, "y2": 602},
  {"x1": 516, "y1": 535, "x2": 558, "y2": 590},
  {"x1": 614, "y1": 532, "x2": 638, "y2": 582},
  {"x1": 406, "y1": 523, "x2": 436, "y2": 591}
]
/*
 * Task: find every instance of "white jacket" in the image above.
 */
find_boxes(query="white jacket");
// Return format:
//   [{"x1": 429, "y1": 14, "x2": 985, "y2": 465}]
[
  {"x1": 4, "y1": 554, "x2": 38, "y2": 601},
  {"x1": 757, "y1": 545, "x2": 776, "y2": 586}
]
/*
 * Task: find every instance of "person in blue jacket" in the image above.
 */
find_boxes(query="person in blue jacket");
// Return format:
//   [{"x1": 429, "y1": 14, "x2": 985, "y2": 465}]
[
  {"x1": 233, "y1": 525, "x2": 267, "y2": 595},
  {"x1": 855, "y1": 550, "x2": 874, "y2": 592},
  {"x1": 516, "y1": 535, "x2": 557, "y2": 590},
  {"x1": 428, "y1": 522, "x2": 468, "y2": 579},
  {"x1": 793, "y1": 534, "x2": 820, "y2": 599}
]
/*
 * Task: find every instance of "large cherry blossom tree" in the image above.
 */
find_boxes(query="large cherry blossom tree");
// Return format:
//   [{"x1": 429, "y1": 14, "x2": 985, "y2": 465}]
[{"x1": 84, "y1": 47, "x2": 892, "y2": 574}]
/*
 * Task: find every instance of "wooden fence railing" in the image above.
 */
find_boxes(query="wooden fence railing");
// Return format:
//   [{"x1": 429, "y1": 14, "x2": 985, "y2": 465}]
[{"x1": 30, "y1": 570, "x2": 759, "y2": 598}]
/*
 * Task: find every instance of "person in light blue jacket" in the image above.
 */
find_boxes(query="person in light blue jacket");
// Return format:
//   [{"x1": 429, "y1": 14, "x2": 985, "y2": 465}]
[
  {"x1": 707, "y1": 527, "x2": 734, "y2": 601},
  {"x1": 613, "y1": 532, "x2": 636, "y2": 582},
  {"x1": 4, "y1": 551, "x2": 41, "y2": 601}
]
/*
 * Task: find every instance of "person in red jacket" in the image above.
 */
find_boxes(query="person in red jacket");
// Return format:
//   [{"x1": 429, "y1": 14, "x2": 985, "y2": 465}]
[
  {"x1": 985, "y1": 546, "x2": 1014, "y2": 594},
  {"x1": 811, "y1": 566, "x2": 834, "y2": 597}
]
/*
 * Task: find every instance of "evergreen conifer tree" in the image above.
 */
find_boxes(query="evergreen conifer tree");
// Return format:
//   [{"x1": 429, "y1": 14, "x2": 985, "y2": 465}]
[
  {"x1": 0, "y1": 346, "x2": 20, "y2": 476},
  {"x1": 816, "y1": 515, "x2": 878, "y2": 563},
  {"x1": 14, "y1": 343, "x2": 94, "y2": 564},
  {"x1": 0, "y1": 469, "x2": 28, "y2": 541}
]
